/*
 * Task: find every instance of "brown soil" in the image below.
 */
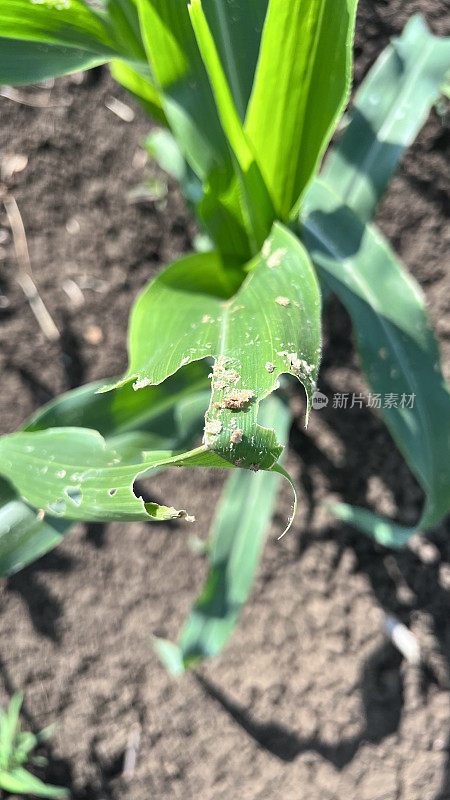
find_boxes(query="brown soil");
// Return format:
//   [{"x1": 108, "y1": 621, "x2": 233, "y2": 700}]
[{"x1": 0, "y1": 1, "x2": 449, "y2": 798}]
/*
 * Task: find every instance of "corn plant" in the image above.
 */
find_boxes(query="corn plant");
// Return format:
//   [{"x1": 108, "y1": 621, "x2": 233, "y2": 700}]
[
  {"x1": 0, "y1": 2, "x2": 449, "y2": 671},
  {"x1": 0, "y1": 692, "x2": 68, "y2": 798}
]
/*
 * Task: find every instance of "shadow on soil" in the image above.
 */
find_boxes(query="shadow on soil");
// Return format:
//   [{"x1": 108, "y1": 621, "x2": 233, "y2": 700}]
[
  {"x1": 195, "y1": 514, "x2": 450, "y2": 797},
  {"x1": 6, "y1": 550, "x2": 76, "y2": 644},
  {"x1": 196, "y1": 639, "x2": 403, "y2": 766},
  {"x1": 195, "y1": 568, "x2": 449, "y2": 797}
]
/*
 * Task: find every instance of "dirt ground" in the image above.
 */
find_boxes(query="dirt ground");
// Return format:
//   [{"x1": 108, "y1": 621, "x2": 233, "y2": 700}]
[{"x1": 0, "y1": 1, "x2": 449, "y2": 798}]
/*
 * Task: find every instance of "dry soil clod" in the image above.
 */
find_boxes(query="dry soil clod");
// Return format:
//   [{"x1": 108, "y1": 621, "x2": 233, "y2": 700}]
[
  {"x1": 267, "y1": 247, "x2": 287, "y2": 268},
  {"x1": 205, "y1": 419, "x2": 223, "y2": 436},
  {"x1": 221, "y1": 390, "x2": 254, "y2": 409},
  {"x1": 277, "y1": 351, "x2": 314, "y2": 377}
]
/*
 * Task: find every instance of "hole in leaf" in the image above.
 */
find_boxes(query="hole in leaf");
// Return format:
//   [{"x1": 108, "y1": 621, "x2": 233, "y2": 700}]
[
  {"x1": 64, "y1": 486, "x2": 82, "y2": 506},
  {"x1": 108, "y1": 488, "x2": 117, "y2": 497},
  {"x1": 47, "y1": 499, "x2": 66, "y2": 515}
]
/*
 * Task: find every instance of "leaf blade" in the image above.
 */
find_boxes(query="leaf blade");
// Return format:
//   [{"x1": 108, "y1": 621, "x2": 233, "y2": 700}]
[
  {"x1": 301, "y1": 178, "x2": 450, "y2": 531},
  {"x1": 0, "y1": 477, "x2": 71, "y2": 577},
  {"x1": 0, "y1": 766, "x2": 68, "y2": 799},
  {"x1": 200, "y1": 0, "x2": 268, "y2": 121},
  {"x1": 245, "y1": 0, "x2": 357, "y2": 218},
  {"x1": 136, "y1": 0, "x2": 227, "y2": 179},
  {"x1": 0, "y1": 366, "x2": 210, "y2": 574},
  {"x1": 109, "y1": 223, "x2": 321, "y2": 468},
  {"x1": 0, "y1": 430, "x2": 237, "y2": 524},
  {"x1": 135, "y1": 0, "x2": 274, "y2": 261},
  {"x1": 331, "y1": 503, "x2": 416, "y2": 549},
  {"x1": 110, "y1": 59, "x2": 167, "y2": 124},
  {"x1": 0, "y1": 37, "x2": 105, "y2": 85},
  {"x1": 0, "y1": 0, "x2": 120, "y2": 56},
  {"x1": 188, "y1": 0, "x2": 274, "y2": 253},
  {"x1": 321, "y1": 14, "x2": 450, "y2": 222}
]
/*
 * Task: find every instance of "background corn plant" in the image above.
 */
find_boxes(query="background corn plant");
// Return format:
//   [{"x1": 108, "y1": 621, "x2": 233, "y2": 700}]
[
  {"x1": 0, "y1": 692, "x2": 68, "y2": 798},
  {"x1": 0, "y1": 1, "x2": 449, "y2": 671}
]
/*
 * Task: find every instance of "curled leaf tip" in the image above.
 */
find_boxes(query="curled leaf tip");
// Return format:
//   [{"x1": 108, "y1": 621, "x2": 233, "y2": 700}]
[{"x1": 271, "y1": 463, "x2": 298, "y2": 539}]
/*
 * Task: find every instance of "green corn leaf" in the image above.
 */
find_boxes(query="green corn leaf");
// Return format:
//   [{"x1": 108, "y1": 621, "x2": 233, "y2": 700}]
[
  {"x1": 0, "y1": 366, "x2": 210, "y2": 575},
  {"x1": 0, "y1": 694, "x2": 67, "y2": 797},
  {"x1": 0, "y1": 37, "x2": 106, "y2": 85},
  {"x1": 136, "y1": 0, "x2": 268, "y2": 169},
  {"x1": 188, "y1": 0, "x2": 274, "y2": 253},
  {"x1": 321, "y1": 14, "x2": 450, "y2": 223},
  {"x1": 187, "y1": 0, "x2": 257, "y2": 171},
  {"x1": 111, "y1": 59, "x2": 167, "y2": 124},
  {"x1": 25, "y1": 362, "x2": 209, "y2": 439},
  {"x1": 24, "y1": 367, "x2": 211, "y2": 468},
  {"x1": 145, "y1": 128, "x2": 189, "y2": 183},
  {"x1": 0, "y1": 0, "x2": 122, "y2": 57},
  {"x1": 143, "y1": 126, "x2": 252, "y2": 260},
  {"x1": 195, "y1": 0, "x2": 273, "y2": 260},
  {"x1": 0, "y1": 480, "x2": 70, "y2": 576},
  {"x1": 6, "y1": 692, "x2": 23, "y2": 740},
  {"x1": 136, "y1": 0, "x2": 228, "y2": 180},
  {"x1": 200, "y1": 0, "x2": 268, "y2": 122},
  {"x1": 245, "y1": 0, "x2": 358, "y2": 219},
  {"x1": 304, "y1": 17, "x2": 450, "y2": 543},
  {"x1": 0, "y1": 692, "x2": 22, "y2": 770},
  {"x1": 196, "y1": 162, "x2": 256, "y2": 262},
  {"x1": 301, "y1": 179, "x2": 450, "y2": 532},
  {"x1": 136, "y1": 0, "x2": 242, "y2": 257},
  {"x1": 107, "y1": 222, "x2": 321, "y2": 469},
  {"x1": 145, "y1": 128, "x2": 204, "y2": 206},
  {"x1": 0, "y1": 706, "x2": 11, "y2": 768},
  {"x1": 134, "y1": 0, "x2": 274, "y2": 261},
  {"x1": 155, "y1": 392, "x2": 292, "y2": 674},
  {"x1": 0, "y1": 692, "x2": 64, "y2": 798},
  {"x1": 104, "y1": 0, "x2": 148, "y2": 63},
  {"x1": 0, "y1": 0, "x2": 150, "y2": 86},
  {"x1": 0, "y1": 429, "x2": 295, "y2": 530},
  {"x1": 0, "y1": 766, "x2": 68, "y2": 799},
  {"x1": 17, "y1": 732, "x2": 41, "y2": 761},
  {"x1": 331, "y1": 503, "x2": 416, "y2": 549},
  {"x1": 0, "y1": 431, "x2": 234, "y2": 524}
]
